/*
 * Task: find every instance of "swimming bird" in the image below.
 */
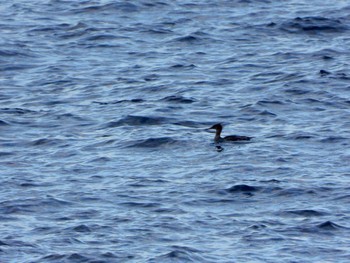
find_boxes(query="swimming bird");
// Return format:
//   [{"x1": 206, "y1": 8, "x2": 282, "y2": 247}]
[{"x1": 208, "y1": 123, "x2": 252, "y2": 143}]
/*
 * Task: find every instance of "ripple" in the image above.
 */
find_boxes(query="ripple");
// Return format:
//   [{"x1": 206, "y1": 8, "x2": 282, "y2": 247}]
[
  {"x1": 172, "y1": 120, "x2": 203, "y2": 128},
  {"x1": 0, "y1": 120, "x2": 9, "y2": 126},
  {"x1": 226, "y1": 184, "x2": 260, "y2": 193},
  {"x1": 73, "y1": 2, "x2": 139, "y2": 14},
  {"x1": 0, "y1": 49, "x2": 33, "y2": 57},
  {"x1": 126, "y1": 137, "x2": 178, "y2": 148},
  {"x1": 0, "y1": 240, "x2": 9, "y2": 246},
  {"x1": 170, "y1": 63, "x2": 196, "y2": 69},
  {"x1": 72, "y1": 224, "x2": 91, "y2": 233},
  {"x1": 67, "y1": 253, "x2": 90, "y2": 261},
  {"x1": 319, "y1": 69, "x2": 331, "y2": 76},
  {"x1": 284, "y1": 87, "x2": 310, "y2": 95},
  {"x1": 119, "y1": 201, "x2": 160, "y2": 208},
  {"x1": 150, "y1": 246, "x2": 208, "y2": 263},
  {"x1": 105, "y1": 115, "x2": 171, "y2": 127},
  {"x1": 30, "y1": 138, "x2": 63, "y2": 147},
  {"x1": 94, "y1": 98, "x2": 144, "y2": 105},
  {"x1": 84, "y1": 34, "x2": 119, "y2": 41},
  {"x1": 274, "y1": 187, "x2": 317, "y2": 197},
  {"x1": 317, "y1": 221, "x2": 345, "y2": 230},
  {"x1": 281, "y1": 209, "x2": 327, "y2": 217},
  {"x1": 1, "y1": 197, "x2": 72, "y2": 215},
  {"x1": 0, "y1": 108, "x2": 36, "y2": 115},
  {"x1": 40, "y1": 254, "x2": 66, "y2": 261},
  {"x1": 259, "y1": 110, "x2": 277, "y2": 116},
  {"x1": 0, "y1": 152, "x2": 15, "y2": 158},
  {"x1": 320, "y1": 136, "x2": 347, "y2": 143},
  {"x1": 281, "y1": 16, "x2": 348, "y2": 34},
  {"x1": 257, "y1": 100, "x2": 285, "y2": 105},
  {"x1": 174, "y1": 35, "x2": 200, "y2": 43},
  {"x1": 160, "y1": 95, "x2": 196, "y2": 104},
  {"x1": 286, "y1": 132, "x2": 315, "y2": 140}
]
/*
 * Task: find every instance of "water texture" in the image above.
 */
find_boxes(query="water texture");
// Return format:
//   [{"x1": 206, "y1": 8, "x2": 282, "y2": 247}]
[{"x1": 1, "y1": 0, "x2": 350, "y2": 262}]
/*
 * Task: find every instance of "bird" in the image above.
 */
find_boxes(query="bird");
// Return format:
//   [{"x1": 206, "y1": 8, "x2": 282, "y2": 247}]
[{"x1": 208, "y1": 123, "x2": 252, "y2": 143}]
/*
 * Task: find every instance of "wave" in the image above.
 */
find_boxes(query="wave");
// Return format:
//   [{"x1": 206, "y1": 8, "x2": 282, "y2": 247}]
[
  {"x1": 126, "y1": 137, "x2": 178, "y2": 148},
  {"x1": 94, "y1": 99, "x2": 144, "y2": 105},
  {"x1": 281, "y1": 16, "x2": 348, "y2": 34},
  {"x1": 104, "y1": 115, "x2": 204, "y2": 128},
  {"x1": 0, "y1": 120, "x2": 9, "y2": 126},
  {"x1": 281, "y1": 209, "x2": 327, "y2": 217},
  {"x1": 320, "y1": 136, "x2": 347, "y2": 143},
  {"x1": 174, "y1": 35, "x2": 200, "y2": 43},
  {"x1": 72, "y1": 2, "x2": 139, "y2": 14},
  {"x1": 226, "y1": 184, "x2": 260, "y2": 193},
  {"x1": 40, "y1": 252, "x2": 120, "y2": 262},
  {"x1": 30, "y1": 138, "x2": 63, "y2": 147},
  {"x1": 105, "y1": 115, "x2": 171, "y2": 128},
  {"x1": 149, "y1": 246, "x2": 208, "y2": 263},
  {"x1": 317, "y1": 221, "x2": 346, "y2": 230},
  {"x1": 160, "y1": 95, "x2": 196, "y2": 104}
]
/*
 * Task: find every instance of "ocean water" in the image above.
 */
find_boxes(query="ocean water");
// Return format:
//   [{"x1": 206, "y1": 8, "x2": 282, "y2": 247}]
[{"x1": 1, "y1": 0, "x2": 350, "y2": 262}]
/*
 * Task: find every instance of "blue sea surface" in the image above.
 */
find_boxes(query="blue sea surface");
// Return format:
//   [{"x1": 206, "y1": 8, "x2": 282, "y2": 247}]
[{"x1": 1, "y1": 0, "x2": 350, "y2": 262}]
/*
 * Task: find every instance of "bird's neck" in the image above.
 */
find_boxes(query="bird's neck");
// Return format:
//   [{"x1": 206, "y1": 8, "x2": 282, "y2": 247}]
[{"x1": 214, "y1": 128, "x2": 222, "y2": 142}]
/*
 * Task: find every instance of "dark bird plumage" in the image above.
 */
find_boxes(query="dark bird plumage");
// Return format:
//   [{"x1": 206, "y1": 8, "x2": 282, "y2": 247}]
[{"x1": 208, "y1": 123, "x2": 252, "y2": 143}]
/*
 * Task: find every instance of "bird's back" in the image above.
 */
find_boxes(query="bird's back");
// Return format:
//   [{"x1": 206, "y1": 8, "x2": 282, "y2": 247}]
[{"x1": 223, "y1": 135, "x2": 251, "y2": 141}]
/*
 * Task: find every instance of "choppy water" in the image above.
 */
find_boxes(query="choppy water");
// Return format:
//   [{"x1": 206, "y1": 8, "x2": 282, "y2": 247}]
[{"x1": 1, "y1": 0, "x2": 350, "y2": 262}]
